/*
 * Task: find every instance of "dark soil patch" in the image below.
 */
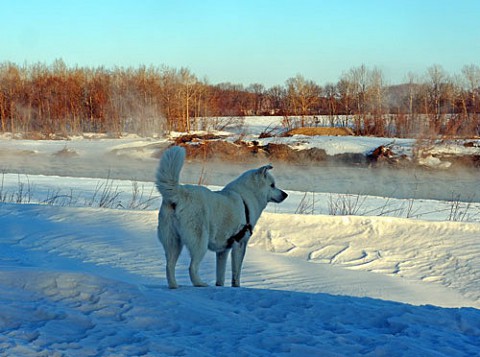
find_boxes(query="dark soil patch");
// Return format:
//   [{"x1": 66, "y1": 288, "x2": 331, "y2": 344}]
[
  {"x1": 174, "y1": 133, "x2": 224, "y2": 145},
  {"x1": 263, "y1": 143, "x2": 328, "y2": 162},
  {"x1": 176, "y1": 140, "x2": 328, "y2": 163},
  {"x1": 180, "y1": 141, "x2": 260, "y2": 162}
]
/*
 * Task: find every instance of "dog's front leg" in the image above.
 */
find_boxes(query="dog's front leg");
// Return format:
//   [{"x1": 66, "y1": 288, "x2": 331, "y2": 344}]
[
  {"x1": 231, "y1": 240, "x2": 248, "y2": 287},
  {"x1": 215, "y1": 250, "x2": 229, "y2": 286}
]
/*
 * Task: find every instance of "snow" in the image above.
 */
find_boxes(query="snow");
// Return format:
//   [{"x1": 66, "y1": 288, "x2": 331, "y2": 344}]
[
  {"x1": 256, "y1": 134, "x2": 415, "y2": 157},
  {"x1": 1, "y1": 119, "x2": 480, "y2": 355},
  {"x1": 418, "y1": 155, "x2": 453, "y2": 169},
  {"x1": 1, "y1": 204, "x2": 480, "y2": 356}
]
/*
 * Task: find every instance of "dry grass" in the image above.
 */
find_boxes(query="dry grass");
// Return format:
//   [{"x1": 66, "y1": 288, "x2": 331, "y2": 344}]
[{"x1": 285, "y1": 127, "x2": 355, "y2": 136}]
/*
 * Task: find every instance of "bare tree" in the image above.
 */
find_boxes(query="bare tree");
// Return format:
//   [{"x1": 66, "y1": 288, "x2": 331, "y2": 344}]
[
  {"x1": 336, "y1": 78, "x2": 353, "y2": 126},
  {"x1": 405, "y1": 72, "x2": 419, "y2": 117},
  {"x1": 0, "y1": 63, "x2": 22, "y2": 133},
  {"x1": 191, "y1": 79, "x2": 208, "y2": 130},
  {"x1": 462, "y1": 64, "x2": 480, "y2": 135},
  {"x1": 285, "y1": 74, "x2": 321, "y2": 125},
  {"x1": 3, "y1": 59, "x2": 480, "y2": 139},
  {"x1": 367, "y1": 67, "x2": 387, "y2": 136},
  {"x1": 323, "y1": 82, "x2": 338, "y2": 127},
  {"x1": 341, "y1": 65, "x2": 387, "y2": 135},
  {"x1": 247, "y1": 83, "x2": 266, "y2": 115},
  {"x1": 179, "y1": 68, "x2": 198, "y2": 132},
  {"x1": 158, "y1": 66, "x2": 181, "y2": 132},
  {"x1": 425, "y1": 64, "x2": 448, "y2": 134},
  {"x1": 399, "y1": 72, "x2": 421, "y2": 136},
  {"x1": 266, "y1": 85, "x2": 287, "y2": 115},
  {"x1": 462, "y1": 64, "x2": 480, "y2": 108},
  {"x1": 341, "y1": 65, "x2": 369, "y2": 133}
]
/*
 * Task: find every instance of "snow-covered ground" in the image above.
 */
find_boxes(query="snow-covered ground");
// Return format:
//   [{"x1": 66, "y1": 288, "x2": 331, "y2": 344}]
[
  {"x1": 2, "y1": 204, "x2": 480, "y2": 356},
  {"x1": 1, "y1": 118, "x2": 480, "y2": 355}
]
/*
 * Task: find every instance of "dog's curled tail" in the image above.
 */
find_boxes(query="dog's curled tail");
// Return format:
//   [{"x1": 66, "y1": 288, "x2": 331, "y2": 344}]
[{"x1": 155, "y1": 146, "x2": 186, "y2": 201}]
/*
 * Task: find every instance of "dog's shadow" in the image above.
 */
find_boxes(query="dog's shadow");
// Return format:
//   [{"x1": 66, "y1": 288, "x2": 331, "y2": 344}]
[{"x1": 136, "y1": 281, "x2": 479, "y2": 356}]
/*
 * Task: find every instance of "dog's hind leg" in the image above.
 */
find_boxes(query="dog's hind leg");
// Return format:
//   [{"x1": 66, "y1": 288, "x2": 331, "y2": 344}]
[
  {"x1": 215, "y1": 250, "x2": 229, "y2": 286},
  {"x1": 231, "y1": 240, "x2": 248, "y2": 287},
  {"x1": 189, "y1": 252, "x2": 208, "y2": 287},
  {"x1": 186, "y1": 234, "x2": 209, "y2": 287},
  {"x1": 164, "y1": 237, "x2": 183, "y2": 289},
  {"x1": 158, "y1": 206, "x2": 183, "y2": 289}
]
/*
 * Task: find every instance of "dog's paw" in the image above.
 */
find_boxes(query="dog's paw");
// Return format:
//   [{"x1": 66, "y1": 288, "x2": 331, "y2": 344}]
[
  {"x1": 193, "y1": 282, "x2": 209, "y2": 287},
  {"x1": 168, "y1": 283, "x2": 179, "y2": 289}
]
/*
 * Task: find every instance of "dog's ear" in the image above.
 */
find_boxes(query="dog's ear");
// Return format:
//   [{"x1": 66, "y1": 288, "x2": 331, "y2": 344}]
[{"x1": 257, "y1": 164, "x2": 273, "y2": 177}]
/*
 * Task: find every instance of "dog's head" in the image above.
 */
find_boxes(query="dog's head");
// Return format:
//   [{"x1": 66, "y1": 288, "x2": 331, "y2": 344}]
[{"x1": 257, "y1": 165, "x2": 288, "y2": 203}]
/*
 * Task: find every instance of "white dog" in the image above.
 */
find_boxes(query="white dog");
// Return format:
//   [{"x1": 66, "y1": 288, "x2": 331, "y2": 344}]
[{"x1": 155, "y1": 146, "x2": 287, "y2": 288}]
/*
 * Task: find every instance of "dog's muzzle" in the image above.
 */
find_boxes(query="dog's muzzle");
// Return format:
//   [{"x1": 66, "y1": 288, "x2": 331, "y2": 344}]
[{"x1": 273, "y1": 190, "x2": 288, "y2": 203}]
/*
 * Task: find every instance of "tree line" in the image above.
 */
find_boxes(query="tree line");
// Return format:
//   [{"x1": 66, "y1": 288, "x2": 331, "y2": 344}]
[{"x1": 1, "y1": 59, "x2": 479, "y2": 137}]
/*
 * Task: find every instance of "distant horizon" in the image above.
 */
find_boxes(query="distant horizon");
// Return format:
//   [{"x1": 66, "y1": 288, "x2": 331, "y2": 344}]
[
  {"x1": 1, "y1": 0, "x2": 479, "y2": 87},
  {"x1": 3, "y1": 58, "x2": 479, "y2": 89}
]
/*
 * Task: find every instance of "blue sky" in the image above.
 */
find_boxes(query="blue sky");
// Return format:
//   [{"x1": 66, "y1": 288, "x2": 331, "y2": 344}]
[{"x1": 1, "y1": 0, "x2": 479, "y2": 87}]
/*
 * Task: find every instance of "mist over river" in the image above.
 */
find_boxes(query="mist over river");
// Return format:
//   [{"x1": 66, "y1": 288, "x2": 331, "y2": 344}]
[{"x1": 2, "y1": 146, "x2": 478, "y2": 203}]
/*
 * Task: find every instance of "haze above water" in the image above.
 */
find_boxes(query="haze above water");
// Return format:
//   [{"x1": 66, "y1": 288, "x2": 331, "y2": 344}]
[{"x1": 1, "y1": 146, "x2": 478, "y2": 203}]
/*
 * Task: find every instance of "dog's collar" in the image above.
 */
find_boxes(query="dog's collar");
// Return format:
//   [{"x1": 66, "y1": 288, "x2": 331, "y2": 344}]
[{"x1": 226, "y1": 200, "x2": 252, "y2": 249}]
